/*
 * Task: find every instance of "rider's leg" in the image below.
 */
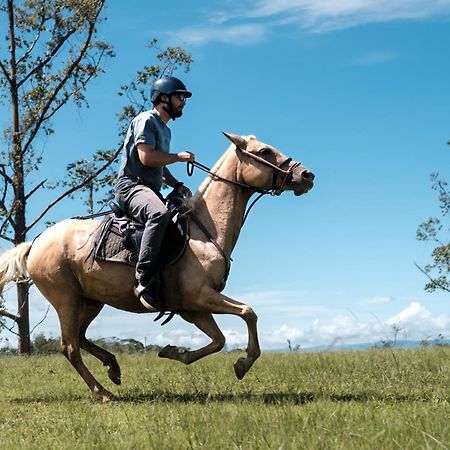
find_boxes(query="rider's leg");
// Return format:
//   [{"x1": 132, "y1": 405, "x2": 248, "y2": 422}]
[{"x1": 115, "y1": 182, "x2": 170, "y2": 306}]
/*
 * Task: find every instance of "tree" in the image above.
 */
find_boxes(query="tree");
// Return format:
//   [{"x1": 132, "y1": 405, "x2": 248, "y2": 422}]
[
  {"x1": 416, "y1": 169, "x2": 450, "y2": 294},
  {"x1": 0, "y1": 0, "x2": 113, "y2": 353},
  {"x1": 0, "y1": 1, "x2": 193, "y2": 353}
]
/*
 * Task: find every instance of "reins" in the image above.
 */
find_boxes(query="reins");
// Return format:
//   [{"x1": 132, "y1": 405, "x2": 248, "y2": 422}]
[{"x1": 187, "y1": 146, "x2": 301, "y2": 226}]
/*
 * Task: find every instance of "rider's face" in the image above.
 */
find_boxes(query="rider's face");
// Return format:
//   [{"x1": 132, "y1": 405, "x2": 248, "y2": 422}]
[{"x1": 170, "y1": 94, "x2": 186, "y2": 118}]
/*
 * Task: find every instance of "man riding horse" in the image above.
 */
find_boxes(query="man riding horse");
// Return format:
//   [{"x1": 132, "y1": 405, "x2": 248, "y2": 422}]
[{"x1": 115, "y1": 76, "x2": 194, "y2": 309}]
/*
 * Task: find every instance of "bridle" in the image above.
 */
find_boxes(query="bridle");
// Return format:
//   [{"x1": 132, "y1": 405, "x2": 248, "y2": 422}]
[
  {"x1": 188, "y1": 145, "x2": 301, "y2": 196},
  {"x1": 236, "y1": 147, "x2": 302, "y2": 195}
]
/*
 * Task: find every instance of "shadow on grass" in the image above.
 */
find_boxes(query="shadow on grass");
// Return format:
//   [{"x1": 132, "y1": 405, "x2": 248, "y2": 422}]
[
  {"x1": 8, "y1": 391, "x2": 443, "y2": 405},
  {"x1": 116, "y1": 390, "x2": 437, "y2": 405}
]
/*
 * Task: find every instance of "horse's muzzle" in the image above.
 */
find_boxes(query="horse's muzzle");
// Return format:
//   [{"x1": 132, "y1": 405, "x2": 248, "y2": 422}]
[{"x1": 292, "y1": 168, "x2": 315, "y2": 196}]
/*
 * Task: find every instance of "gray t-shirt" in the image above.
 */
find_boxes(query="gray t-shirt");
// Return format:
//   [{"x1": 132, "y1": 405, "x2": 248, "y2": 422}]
[{"x1": 117, "y1": 110, "x2": 171, "y2": 191}]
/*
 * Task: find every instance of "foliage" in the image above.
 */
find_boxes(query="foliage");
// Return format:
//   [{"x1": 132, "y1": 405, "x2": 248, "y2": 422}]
[
  {"x1": 0, "y1": 0, "x2": 112, "y2": 351},
  {"x1": 27, "y1": 333, "x2": 163, "y2": 354},
  {"x1": 416, "y1": 173, "x2": 450, "y2": 293},
  {"x1": 0, "y1": 0, "x2": 114, "y2": 240},
  {"x1": 0, "y1": 348, "x2": 448, "y2": 449}
]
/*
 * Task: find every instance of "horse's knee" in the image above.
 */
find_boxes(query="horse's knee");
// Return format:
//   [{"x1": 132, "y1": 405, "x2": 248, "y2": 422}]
[
  {"x1": 212, "y1": 334, "x2": 226, "y2": 352},
  {"x1": 60, "y1": 342, "x2": 80, "y2": 363},
  {"x1": 242, "y1": 305, "x2": 257, "y2": 322}
]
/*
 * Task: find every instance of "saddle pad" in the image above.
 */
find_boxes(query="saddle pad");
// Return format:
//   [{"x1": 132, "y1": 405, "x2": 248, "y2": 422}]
[
  {"x1": 94, "y1": 217, "x2": 137, "y2": 267},
  {"x1": 91, "y1": 214, "x2": 189, "y2": 268}
]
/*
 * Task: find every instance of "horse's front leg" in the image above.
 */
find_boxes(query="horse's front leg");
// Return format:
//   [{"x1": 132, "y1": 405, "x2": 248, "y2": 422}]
[
  {"x1": 159, "y1": 311, "x2": 225, "y2": 363},
  {"x1": 194, "y1": 286, "x2": 261, "y2": 379}
]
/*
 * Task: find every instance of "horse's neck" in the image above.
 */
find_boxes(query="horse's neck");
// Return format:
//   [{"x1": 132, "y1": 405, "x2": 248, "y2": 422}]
[{"x1": 191, "y1": 151, "x2": 251, "y2": 256}]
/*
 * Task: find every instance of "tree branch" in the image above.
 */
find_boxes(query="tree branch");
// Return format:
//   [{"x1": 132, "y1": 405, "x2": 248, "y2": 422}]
[
  {"x1": 21, "y1": 11, "x2": 103, "y2": 155},
  {"x1": 25, "y1": 145, "x2": 121, "y2": 234},
  {"x1": 0, "y1": 308, "x2": 19, "y2": 322},
  {"x1": 25, "y1": 179, "x2": 46, "y2": 200},
  {"x1": 42, "y1": 54, "x2": 102, "y2": 122},
  {"x1": 16, "y1": 24, "x2": 44, "y2": 66},
  {"x1": 414, "y1": 262, "x2": 450, "y2": 293},
  {"x1": 16, "y1": 27, "x2": 77, "y2": 88},
  {"x1": 0, "y1": 60, "x2": 11, "y2": 84}
]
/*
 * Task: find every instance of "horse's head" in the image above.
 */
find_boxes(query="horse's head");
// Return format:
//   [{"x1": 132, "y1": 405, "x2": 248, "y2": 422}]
[{"x1": 223, "y1": 132, "x2": 314, "y2": 196}]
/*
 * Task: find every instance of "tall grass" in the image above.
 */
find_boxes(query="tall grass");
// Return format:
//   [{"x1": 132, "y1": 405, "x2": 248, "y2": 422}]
[{"x1": 0, "y1": 347, "x2": 449, "y2": 449}]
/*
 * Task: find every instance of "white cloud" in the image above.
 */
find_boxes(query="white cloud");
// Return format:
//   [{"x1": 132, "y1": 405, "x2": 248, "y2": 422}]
[
  {"x1": 166, "y1": 1, "x2": 450, "y2": 48},
  {"x1": 352, "y1": 51, "x2": 396, "y2": 66},
  {"x1": 166, "y1": 24, "x2": 269, "y2": 47},
  {"x1": 262, "y1": 302, "x2": 450, "y2": 349},
  {"x1": 358, "y1": 295, "x2": 396, "y2": 305},
  {"x1": 234, "y1": 0, "x2": 450, "y2": 32}
]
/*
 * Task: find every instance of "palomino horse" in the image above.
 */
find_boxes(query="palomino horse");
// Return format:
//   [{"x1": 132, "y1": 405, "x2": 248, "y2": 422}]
[{"x1": 0, "y1": 133, "x2": 314, "y2": 401}]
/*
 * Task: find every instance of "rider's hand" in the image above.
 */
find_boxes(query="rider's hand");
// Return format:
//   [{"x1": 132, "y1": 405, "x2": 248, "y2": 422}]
[
  {"x1": 178, "y1": 184, "x2": 193, "y2": 199},
  {"x1": 177, "y1": 151, "x2": 195, "y2": 162}
]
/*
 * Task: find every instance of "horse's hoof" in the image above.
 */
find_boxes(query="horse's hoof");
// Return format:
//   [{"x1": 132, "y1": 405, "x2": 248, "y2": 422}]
[
  {"x1": 102, "y1": 392, "x2": 117, "y2": 403},
  {"x1": 107, "y1": 368, "x2": 121, "y2": 385},
  {"x1": 233, "y1": 357, "x2": 248, "y2": 380}
]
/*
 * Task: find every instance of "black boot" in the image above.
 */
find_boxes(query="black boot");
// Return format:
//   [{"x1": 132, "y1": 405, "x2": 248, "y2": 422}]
[{"x1": 134, "y1": 277, "x2": 160, "y2": 309}]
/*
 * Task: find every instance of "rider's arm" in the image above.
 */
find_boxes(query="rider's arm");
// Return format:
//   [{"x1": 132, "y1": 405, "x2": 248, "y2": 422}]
[{"x1": 137, "y1": 143, "x2": 193, "y2": 167}]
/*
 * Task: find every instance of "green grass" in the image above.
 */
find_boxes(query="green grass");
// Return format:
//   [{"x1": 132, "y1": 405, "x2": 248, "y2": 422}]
[{"x1": 0, "y1": 347, "x2": 449, "y2": 449}]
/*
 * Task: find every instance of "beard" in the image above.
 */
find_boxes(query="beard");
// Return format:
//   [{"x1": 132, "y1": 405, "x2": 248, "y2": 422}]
[{"x1": 172, "y1": 107, "x2": 183, "y2": 118}]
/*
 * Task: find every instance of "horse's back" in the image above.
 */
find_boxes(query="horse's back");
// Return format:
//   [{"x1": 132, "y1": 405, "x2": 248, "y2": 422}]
[
  {"x1": 28, "y1": 219, "x2": 100, "y2": 299},
  {"x1": 28, "y1": 219, "x2": 146, "y2": 313}
]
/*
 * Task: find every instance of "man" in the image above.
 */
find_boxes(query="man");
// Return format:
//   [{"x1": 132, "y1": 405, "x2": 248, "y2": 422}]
[{"x1": 115, "y1": 75, "x2": 194, "y2": 309}]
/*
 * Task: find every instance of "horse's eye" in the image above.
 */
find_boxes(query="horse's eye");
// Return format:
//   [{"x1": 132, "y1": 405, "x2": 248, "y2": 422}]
[{"x1": 258, "y1": 148, "x2": 272, "y2": 157}]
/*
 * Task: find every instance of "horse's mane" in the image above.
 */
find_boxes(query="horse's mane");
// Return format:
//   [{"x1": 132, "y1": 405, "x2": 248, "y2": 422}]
[{"x1": 185, "y1": 135, "x2": 256, "y2": 211}]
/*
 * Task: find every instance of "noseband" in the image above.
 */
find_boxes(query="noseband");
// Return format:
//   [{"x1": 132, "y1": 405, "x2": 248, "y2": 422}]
[{"x1": 236, "y1": 147, "x2": 301, "y2": 195}]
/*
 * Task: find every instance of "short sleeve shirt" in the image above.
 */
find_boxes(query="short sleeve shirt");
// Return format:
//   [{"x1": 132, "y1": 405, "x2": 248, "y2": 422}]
[{"x1": 117, "y1": 110, "x2": 171, "y2": 191}]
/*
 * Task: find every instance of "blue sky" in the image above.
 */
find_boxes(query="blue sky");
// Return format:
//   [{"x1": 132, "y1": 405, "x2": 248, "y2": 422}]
[{"x1": 1, "y1": 0, "x2": 450, "y2": 350}]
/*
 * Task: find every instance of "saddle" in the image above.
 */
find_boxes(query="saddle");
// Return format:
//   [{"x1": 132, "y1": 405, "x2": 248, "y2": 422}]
[{"x1": 90, "y1": 188, "x2": 189, "y2": 274}]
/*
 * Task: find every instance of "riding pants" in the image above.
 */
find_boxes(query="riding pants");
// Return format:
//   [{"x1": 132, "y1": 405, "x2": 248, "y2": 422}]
[{"x1": 115, "y1": 178, "x2": 170, "y2": 287}]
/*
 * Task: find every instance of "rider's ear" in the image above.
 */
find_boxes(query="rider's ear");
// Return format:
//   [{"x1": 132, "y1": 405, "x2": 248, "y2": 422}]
[{"x1": 222, "y1": 132, "x2": 247, "y2": 150}]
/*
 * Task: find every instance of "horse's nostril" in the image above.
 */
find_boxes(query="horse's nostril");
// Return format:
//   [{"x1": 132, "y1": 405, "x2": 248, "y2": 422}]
[{"x1": 302, "y1": 170, "x2": 315, "y2": 181}]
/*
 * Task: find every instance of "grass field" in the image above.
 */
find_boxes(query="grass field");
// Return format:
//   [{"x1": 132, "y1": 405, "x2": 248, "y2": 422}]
[{"x1": 0, "y1": 347, "x2": 449, "y2": 449}]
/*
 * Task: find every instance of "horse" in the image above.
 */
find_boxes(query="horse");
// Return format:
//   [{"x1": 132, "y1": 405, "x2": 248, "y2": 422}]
[{"x1": 0, "y1": 132, "x2": 314, "y2": 401}]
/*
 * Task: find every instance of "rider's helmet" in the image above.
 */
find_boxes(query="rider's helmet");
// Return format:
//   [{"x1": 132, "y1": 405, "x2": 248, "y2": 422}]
[{"x1": 150, "y1": 76, "x2": 192, "y2": 105}]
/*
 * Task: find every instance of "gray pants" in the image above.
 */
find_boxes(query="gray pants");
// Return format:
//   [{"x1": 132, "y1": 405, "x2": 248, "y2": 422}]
[{"x1": 115, "y1": 179, "x2": 170, "y2": 287}]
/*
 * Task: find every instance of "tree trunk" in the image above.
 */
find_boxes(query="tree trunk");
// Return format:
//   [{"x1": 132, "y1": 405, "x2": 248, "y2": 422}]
[
  {"x1": 17, "y1": 283, "x2": 31, "y2": 353},
  {"x1": 8, "y1": 0, "x2": 31, "y2": 354}
]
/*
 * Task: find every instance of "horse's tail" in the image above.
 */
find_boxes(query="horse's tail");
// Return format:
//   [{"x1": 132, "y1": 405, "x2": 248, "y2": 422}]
[{"x1": 0, "y1": 242, "x2": 33, "y2": 295}]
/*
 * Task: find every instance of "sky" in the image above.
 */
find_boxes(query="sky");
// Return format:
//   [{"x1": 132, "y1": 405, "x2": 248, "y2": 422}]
[{"x1": 1, "y1": 0, "x2": 450, "y2": 351}]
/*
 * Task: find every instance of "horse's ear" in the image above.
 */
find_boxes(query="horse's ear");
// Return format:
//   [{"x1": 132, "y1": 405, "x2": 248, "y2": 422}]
[{"x1": 222, "y1": 132, "x2": 247, "y2": 149}]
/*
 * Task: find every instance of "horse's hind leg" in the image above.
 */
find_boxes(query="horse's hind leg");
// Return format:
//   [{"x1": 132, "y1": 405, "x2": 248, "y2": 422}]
[
  {"x1": 159, "y1": 312, "x2": 225, "y2": 364},
  {"x1": 79, "y1": 300, "x2": 122, "y2": 385},
  {"x1": 57, "y1": 300, "x2": 115, "y2": 402}
]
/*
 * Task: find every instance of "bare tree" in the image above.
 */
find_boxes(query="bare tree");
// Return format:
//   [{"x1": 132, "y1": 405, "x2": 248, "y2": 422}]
[{"x1": 0, "y1": 0, "x2": 113, "y2": 353}]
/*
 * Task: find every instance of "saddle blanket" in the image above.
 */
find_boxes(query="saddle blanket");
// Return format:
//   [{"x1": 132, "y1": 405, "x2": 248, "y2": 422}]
[{"x1": 90, "y1": 213, "x2": 188, "y2": 269}]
